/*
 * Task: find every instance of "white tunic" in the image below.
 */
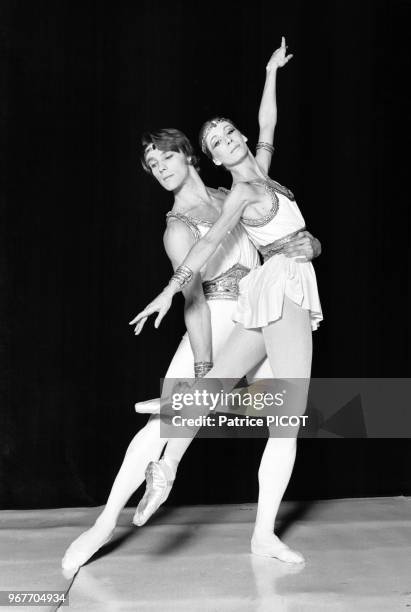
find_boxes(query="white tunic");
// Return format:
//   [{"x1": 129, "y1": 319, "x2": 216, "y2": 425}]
[
  {"x1": 165, "y1": 211, "x2": 273, "y2": 379},
  {"x1": 232, "y1": 179, "x2": 323, "y2": 330}
]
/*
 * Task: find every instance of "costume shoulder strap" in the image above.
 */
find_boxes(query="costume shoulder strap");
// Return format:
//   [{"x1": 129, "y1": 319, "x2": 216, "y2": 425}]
[
  {"x1": 218, "y1": 186, "x2": 230, "y2": 195},
  {"x1": 266, "y1": 177, "x2": 295, "y2": 201},
  {"x1": 166, "y1": 211, "x2": 201, "y2": 241}
]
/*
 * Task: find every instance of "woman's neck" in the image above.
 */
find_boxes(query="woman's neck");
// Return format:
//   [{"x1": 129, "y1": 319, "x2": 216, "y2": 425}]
[{"x1": 229, "y1": 150, "x2": 266, "y2": 185}]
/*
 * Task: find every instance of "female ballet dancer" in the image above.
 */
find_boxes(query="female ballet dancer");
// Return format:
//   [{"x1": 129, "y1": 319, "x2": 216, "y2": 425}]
[
  {"x1": 131, "y1": 41, "x2": 322, "y2": 564},
  {"x1": 62, "y1": 39, "x2": 319, "y2": 573}
]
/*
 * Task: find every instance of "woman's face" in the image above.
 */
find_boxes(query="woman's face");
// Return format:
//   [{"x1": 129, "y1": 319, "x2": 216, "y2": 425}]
[
  {"x1": 144, "y1": 147, "x2": 190, "y2": 191},
  {"x1": 205, "y1": 121, "x2": 248, "y2": 167}
]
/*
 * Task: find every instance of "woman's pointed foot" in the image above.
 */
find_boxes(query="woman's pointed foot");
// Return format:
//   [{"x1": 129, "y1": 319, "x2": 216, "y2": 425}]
[
  {"x1": 61, "y1": 521, "x2": 115, "y2": 573},
  {"x1": 251, "y1": 532, "x2": 305, "y2": 564},
  {"x1": 133, "y1": 460, "x2": 174, "y2": 526},
  {"x1": 134, "y1": 399, "x2": 160, "y2": 414}
]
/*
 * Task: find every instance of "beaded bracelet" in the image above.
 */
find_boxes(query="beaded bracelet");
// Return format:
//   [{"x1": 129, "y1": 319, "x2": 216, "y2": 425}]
[
  {"x1": 194, "y1": 361, "x2": 213, "y2": 378},
  {"x1": 170, "y1": 265, "x2": 193, "y2": 289},
  {"x1": 256, "y1": 141, "x2": 275, "y2": 155}
]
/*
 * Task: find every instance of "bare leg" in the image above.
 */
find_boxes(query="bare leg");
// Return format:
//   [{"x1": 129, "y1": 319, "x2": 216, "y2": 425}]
[{"x1": 252, "y1": 296, "x2": 312, "y2": 563}]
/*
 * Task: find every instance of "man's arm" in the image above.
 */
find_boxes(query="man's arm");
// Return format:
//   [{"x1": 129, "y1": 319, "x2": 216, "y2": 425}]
[{"x1": 163, "y1": 221, "x2": 212, "y2": 364}]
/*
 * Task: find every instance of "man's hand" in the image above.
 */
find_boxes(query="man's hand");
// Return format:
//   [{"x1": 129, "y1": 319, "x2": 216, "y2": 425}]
[{"x1": 282, "y1": 231, "x2": 321, "y2": 262}]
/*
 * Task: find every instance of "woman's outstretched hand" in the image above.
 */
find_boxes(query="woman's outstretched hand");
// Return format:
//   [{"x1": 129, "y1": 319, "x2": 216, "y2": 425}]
[
  {"x1": 129, "y1": 287, "x2": 174, "y2": 335},
  {"x1": 266, "y1": 36, "x2": 293, "y2": 71}
]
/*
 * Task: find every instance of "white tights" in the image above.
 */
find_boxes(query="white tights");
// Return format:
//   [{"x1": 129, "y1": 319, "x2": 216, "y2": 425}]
[
  {"x1": 163, "y1": 296, "x2": 312, "y2": 540},
  {"x1": 62, "y1": 300, "x2": 271, "y2": 571}
]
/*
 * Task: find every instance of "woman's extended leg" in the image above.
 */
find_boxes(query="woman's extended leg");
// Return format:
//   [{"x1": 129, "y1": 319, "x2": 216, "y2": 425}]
[
  {"x1": 252, "y1": 296, "x2": 312, "y2": 563},
  {"x1": 161, "y1": 324, "x2": 269, "y2": 466},
  {"x1": 134, "y1": 324, "x2": 270, "y2": 525},
  {"x1": 133, "y1": 301, "x2": 271, "y2": 526}
]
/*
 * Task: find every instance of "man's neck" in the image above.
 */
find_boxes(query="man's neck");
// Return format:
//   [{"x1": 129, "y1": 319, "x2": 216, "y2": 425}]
[{"x1": 173, "y1": 169, "x2": 213, "y2": 211}]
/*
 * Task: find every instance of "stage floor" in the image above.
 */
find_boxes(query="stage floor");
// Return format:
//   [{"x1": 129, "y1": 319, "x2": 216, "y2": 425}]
[{"x1": 0, "y1": 497, "x2": 410, "y2": 611}]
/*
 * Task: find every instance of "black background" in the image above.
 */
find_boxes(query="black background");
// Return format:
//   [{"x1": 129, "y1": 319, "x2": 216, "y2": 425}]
[{"x1": 1, "y1": 0, "x2": 410, "y2": 508}]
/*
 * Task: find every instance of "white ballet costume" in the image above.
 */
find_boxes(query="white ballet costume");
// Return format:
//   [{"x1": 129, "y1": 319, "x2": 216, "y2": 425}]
[
  {"x1": 231, "y1": 178, "x2": 323, "y2": 331},
  {"x1": 62, "y1": 210, "x2": 272, "y2": 574},
  {"x1": 164, "y1": 210, "x2": 273, "y2": 380}
]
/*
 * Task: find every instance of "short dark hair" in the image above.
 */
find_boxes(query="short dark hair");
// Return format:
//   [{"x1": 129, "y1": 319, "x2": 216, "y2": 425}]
[
  {"x1": 198, "y1": 117, "x2": 239, "y2": 158},
  {"x1": 140, "y1": 128, "x2": 200, "y2": 173}
]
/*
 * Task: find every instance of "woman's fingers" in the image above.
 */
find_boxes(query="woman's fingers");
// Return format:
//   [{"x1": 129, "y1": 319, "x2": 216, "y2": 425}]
[
  {"x1": 129, "y1": 311, "x2": 147, "y2": 325},
  {"x1": 134, "y1": 316, "x2": 148, "y2": 335},
  {"x1": 130, "y1": 303, "x2": 159, "y2": 327},
  {"x1": 154, "y1": 308, "x2": 167, "y2": 329}
]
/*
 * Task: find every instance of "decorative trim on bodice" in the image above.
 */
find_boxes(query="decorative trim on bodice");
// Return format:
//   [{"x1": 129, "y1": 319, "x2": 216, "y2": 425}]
[
  {"x1": 219, "y1": 177, "x2": 295, "y2": 228},
  {"x1": 241, "y1": 183, "x2": 279, "y2": 227},
  {"x1": 166, "y1": 211, "x2": 201, "y2": 241},
  {"x1": 166, "y1": 210, "x2": 216, "y2": 243}
]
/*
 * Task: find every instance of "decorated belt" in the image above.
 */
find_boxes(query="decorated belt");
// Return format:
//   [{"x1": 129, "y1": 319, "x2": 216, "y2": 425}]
[
  {"x1": 202, "y1": 263, "x2": 251, "y2": 301},
  {"x1": 259, "y1": 227, "x2": 306, "y2": 262}
]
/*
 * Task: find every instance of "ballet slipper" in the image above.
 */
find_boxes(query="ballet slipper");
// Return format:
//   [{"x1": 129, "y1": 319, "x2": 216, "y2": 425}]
[
  {"x1": 251, "y1": 533, "x2": 305, "y2": 564},
  {"x1": 61, "y1": 523, "x2": 114, "y2": 573},
  {"x1": 134, "y1": 399, "x2": 160, "y2": 414},
  {"x1": 133, "y1": 460, "x2": 174, "y2": 526}
]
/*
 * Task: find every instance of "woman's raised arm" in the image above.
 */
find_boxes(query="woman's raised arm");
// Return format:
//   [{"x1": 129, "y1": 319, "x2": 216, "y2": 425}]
[{"x1": 256, "y1": 36, "x2": 293, "y2": 174}]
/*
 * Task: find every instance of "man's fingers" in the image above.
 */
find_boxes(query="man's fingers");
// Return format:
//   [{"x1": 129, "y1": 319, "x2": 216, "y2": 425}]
[
  {"x1": 285, "y1": 54, "x2": 293, "y2": 62},
  {"x1": 283, "y1": 239, "x2": 308, "y2": 250},
  {"x1": 281, "y1": 36, "x2": 286, "y2": 48},
  {"x1": 284, "y1": 248, "x2": 312, "y2": 258}
]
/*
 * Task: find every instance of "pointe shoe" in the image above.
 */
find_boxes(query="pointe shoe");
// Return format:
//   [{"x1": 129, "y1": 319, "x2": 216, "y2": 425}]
[
  {"x1": 251, "y1": 535, "x2": 305, "y2": 564},
  {"x1": 134, "y1": 399, "x2": 160, "y2": 414},
  {"x1": 61, "y1": 526, "x2": 114, "y2": 574},
  {"x1": 133, "y1": 460, "x2": 174, "y2": 526}
]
